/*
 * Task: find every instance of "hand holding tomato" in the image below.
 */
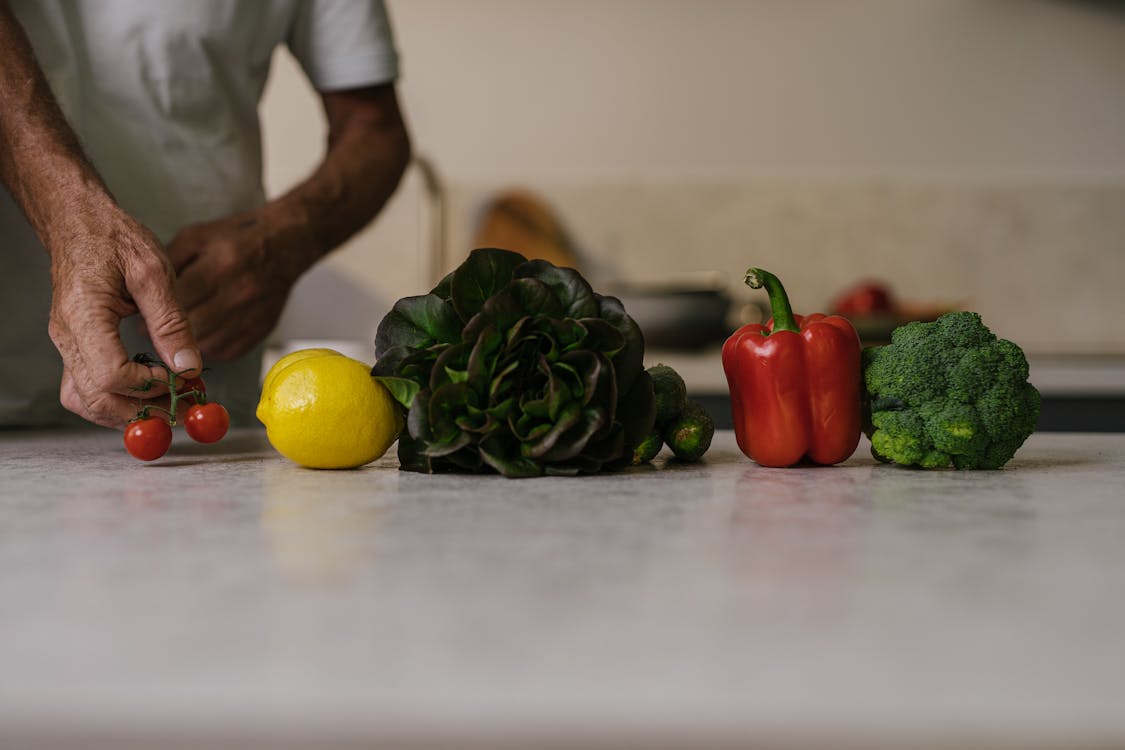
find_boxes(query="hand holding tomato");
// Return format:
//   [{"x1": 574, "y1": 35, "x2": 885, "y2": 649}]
[
  {"x1": 43, "y1": 203, "x2": 203, "y2": 430},
  {"x1": 123, "y1": 356, "x2": 230, "y2": 461}
]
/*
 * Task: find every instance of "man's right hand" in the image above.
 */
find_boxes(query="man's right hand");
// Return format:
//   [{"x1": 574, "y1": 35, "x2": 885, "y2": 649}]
[
  {"x1": 47, "y1": 205, "x2": 202, "y2": 429},
  {"x1": 2, "y1": 4, "x2": 202, "y2": 430}
]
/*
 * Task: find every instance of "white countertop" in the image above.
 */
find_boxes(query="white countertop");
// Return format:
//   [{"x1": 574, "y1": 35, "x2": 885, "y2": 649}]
[{"x1": 2, "y1": 429, "x2": 1125, "y2": 749}]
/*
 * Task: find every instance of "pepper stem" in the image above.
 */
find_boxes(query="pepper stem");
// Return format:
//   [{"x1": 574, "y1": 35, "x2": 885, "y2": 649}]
[{"x1": 744, "y1": 268, "x2": 799, "y2": 333}]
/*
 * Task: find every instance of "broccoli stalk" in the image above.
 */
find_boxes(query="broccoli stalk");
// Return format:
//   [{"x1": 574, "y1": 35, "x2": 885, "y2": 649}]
[{"x1": 861, "y1": 312, "x2": 1040, "y2": 469}]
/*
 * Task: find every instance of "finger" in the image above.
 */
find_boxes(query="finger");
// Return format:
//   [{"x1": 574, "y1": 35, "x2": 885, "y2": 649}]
[
  {"x1": 193, "y1": 296, "x2": 272, "y2": 362},
  {"x1": 197, "y1": 332, "x2": 240, "y2": 363},
  {"x1": 196, "y1": 314, "x2": 266, "y2": 362},
  {"x1": 125, "y1": 252, "x2": 203, "y2": 379},
  {"x1": 49, "y1": 275, "x2": 173, "y2": 430},
  {"x1": 174, "y1": 263, "x2": 216, "y2": 312},
  {"x1": 197, "y1": 325, "x2": 249, "y2": 362},
  {"x1": 188, "y1": 293, "x2": 236, "y2": 348},
  {"x1": 164, "y1": 229, "x2": 200, "y2": 274},
  {"x1": 59, "y1": 365, "x2": 155, "y2": 430},
  {"x1": 50, "y1": 293, "x2": 172, "y2": 399}
]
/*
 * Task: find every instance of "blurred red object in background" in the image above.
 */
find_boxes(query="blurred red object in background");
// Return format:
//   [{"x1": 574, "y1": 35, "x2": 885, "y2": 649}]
[{"x1": 831, "y1": 280, "x2": 896, "y2": 316}]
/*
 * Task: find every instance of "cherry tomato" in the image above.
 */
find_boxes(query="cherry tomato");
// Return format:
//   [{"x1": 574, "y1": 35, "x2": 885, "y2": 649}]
[
  {"x1": 124, "y1": 417, "x2": 173, "y2": 461},
  {"x1": 184, "y1": 402, "x2": 230, "y2": 444}
]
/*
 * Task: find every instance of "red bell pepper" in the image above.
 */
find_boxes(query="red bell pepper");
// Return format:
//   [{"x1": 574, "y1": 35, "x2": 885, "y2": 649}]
[{"x1": 722, "y1": 268, "x2": 861, "y2": 467}]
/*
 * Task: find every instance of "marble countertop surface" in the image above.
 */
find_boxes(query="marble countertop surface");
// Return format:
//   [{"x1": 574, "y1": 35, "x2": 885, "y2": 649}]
[{"x1": 2, "y1": 429, "x2": 1124, "y2": 749}]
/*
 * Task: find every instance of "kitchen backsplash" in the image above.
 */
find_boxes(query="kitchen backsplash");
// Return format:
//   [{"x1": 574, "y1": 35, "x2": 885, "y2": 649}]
[
  {"x1": 272, "y1": 175, "x2": 1125, "y2": 356},
  {"x1": 442, "y1": 181, "x2": 1125, "y2": 355}
]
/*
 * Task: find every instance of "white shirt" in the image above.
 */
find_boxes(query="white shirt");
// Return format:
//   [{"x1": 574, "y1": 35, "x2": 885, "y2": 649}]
[{"x1": 1, "y1": 0, "x2": 399, "y2": 426}]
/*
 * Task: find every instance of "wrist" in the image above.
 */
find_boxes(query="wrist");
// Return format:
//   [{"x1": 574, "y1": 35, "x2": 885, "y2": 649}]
[
  {"x1": 258, "y1": 194, "x2": 325, "y2": 280},
  {"x1": 39, "y1": 182, "x2": 126, "y2": 257}
]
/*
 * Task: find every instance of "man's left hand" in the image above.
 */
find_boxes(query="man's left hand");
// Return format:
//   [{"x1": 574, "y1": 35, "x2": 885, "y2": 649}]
[{"x1": 165, "y1": 209, "x2": 311, "y2": 362}]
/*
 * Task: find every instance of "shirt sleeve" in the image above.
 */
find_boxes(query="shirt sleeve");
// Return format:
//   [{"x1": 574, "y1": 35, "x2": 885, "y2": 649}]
[{"x1": 287, "y1": 0, "x2": 400, "y2": 92}]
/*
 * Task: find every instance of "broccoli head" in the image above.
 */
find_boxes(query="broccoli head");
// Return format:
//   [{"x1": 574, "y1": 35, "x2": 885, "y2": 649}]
[{"x1": 862, "y1": 311, "x2": 1040, "y2": 470}]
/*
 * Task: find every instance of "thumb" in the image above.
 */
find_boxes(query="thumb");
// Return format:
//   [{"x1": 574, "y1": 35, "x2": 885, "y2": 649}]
[{"x1": 131, "y1": 266, "x2": 202, "y2": 379}]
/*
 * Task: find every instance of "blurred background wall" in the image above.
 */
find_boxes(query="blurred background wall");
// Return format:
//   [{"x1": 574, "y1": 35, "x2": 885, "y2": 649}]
[{"x1": 261, "y1": 0, "x2": 1125, "y2": 355}]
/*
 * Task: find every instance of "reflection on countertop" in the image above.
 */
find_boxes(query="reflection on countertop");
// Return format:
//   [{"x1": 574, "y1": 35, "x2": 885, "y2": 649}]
[{"x1": 2, "y1": 429, "x2": 1125, "y2": 748}]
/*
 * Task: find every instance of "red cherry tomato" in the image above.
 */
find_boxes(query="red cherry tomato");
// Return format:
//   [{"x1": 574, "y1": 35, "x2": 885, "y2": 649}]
[
  {"x1": 124, "y1": 417, "x2": 173, "y2": 461},
  {"x1": 184, "y1": 402, "x2": 230, "y2": 444}
]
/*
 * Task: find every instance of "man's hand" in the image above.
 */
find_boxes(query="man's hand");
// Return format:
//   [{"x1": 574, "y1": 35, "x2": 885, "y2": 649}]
[
  {"x1": 1, "y1": 3, "x2": 201, "y2": 429},
  {"x1": 48, "y1": 204, "x2": 202, "y2": 428},
  {"x1": 165, "y1": 83, "x2": 410, "y2": 363},
  {"x1": 164, "y1": 208, "x2": 306, "y2": 362}
]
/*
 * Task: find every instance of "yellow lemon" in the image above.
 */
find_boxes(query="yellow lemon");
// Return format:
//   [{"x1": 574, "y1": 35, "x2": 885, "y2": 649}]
[
  {"x1": 260, "y1": 347, "x2": 343, "y2": 396},
  {"x1": 257, "y1": 351, "x2": 403, "y2": 469}
]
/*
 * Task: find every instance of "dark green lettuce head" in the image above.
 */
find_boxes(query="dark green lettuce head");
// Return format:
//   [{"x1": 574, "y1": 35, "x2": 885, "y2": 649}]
[{"x1": 373, "y1": 248, "x2": 656, "y2": 477}]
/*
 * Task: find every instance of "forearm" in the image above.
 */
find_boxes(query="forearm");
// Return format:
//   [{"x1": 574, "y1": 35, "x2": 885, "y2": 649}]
[
  {"x1": 259, "y1": 84, "x2": 411, "y2": 281},
  {"x1": 0, "y1": 3, "x2": 117, "y2": 251}
]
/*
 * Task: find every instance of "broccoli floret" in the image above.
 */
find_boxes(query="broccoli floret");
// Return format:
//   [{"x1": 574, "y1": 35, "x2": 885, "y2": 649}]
[
  {"x1": 869, "y1": 408, "x2": 954, "y2": 469},
  {"x1": 862, "y1": 312, "x2": 1040, "y2": 470},
  {"x1": 920, "y1": 400, "x2": 989, "y2": 456}
]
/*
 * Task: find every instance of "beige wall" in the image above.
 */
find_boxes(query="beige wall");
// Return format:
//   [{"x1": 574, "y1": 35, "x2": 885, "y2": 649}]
[
  {"x1": 261, "y1": 0, "x2": 1125, "y2": 353},
  {"x1": 388, "y1": 0, "x2": 1125, "y2": 182}
]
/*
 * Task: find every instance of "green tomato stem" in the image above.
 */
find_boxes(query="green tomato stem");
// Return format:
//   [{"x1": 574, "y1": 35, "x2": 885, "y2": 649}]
[
  {"x1": 164, "y1": 368, "x2": 181, "y2": 426},
  {"x1": 141, "y1": 404, "x2": 174, "y2": 420},
  {"x1": 130, "y1": 354, "x2": 208, "y2": 426}
]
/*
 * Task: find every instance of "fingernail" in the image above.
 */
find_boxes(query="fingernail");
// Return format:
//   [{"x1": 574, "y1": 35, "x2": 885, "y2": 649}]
[{"x1": 173, "y1": 348, "x2": 202, "y2": 373}]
